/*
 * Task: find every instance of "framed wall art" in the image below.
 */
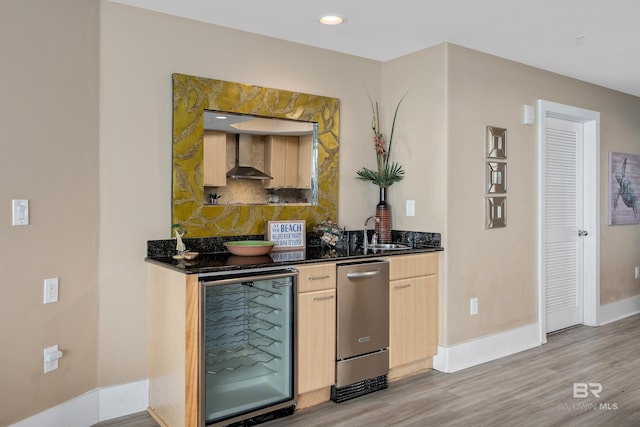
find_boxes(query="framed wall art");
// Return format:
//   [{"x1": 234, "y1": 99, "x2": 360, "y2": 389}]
[
  {"x1": 486, "y1": 126, "x2": 507, "y2": 159},
  {"x1": 485, "y1": 126, "x2": 507, "y2": 228},
  {"x1": 486, "y1": 196, "x2": 506, "y2": 229},
  {"x1": 486, "y1": 161, "x2": 507, "y2": 194},
  {"x1": 609, "y1": 152, "x2": 640, "y2": 225}
]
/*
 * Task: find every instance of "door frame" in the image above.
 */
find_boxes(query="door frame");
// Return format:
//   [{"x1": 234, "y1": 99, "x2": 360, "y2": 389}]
[{"x1": 537, "y1": 100, "x2": 600, "y2": 344}]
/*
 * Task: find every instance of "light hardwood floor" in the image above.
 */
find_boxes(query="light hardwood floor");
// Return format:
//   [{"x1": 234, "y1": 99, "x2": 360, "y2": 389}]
[{"x1": 96, "y1": 314, "x2": 640, "y2": 427}]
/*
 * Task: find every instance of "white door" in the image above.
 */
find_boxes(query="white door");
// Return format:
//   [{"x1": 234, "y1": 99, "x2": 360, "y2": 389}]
[
  {"x1": 542, "y1": 117, "x2": 585, "y2": 333},
  {"x1": 538, "y1": 100, "x2": 600, "y2": 341}
]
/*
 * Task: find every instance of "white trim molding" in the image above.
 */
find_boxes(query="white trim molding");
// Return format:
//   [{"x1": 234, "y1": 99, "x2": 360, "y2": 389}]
[
  {"x1": 432, "y1": 323, "x2": 541, "y2": 373},
  {"x1": 598, "y1": 295, "x2": 640, "y2": 325},
  {"x1": 9, "y1": 379, "x2": 148, "y2": 427}
]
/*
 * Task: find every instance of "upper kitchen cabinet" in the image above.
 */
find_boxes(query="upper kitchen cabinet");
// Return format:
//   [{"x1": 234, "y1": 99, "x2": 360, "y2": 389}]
[
  {"x1": 264, "y1": 134, "x2": 313, "y2": 190},
  {"x1": 202, "y1": 130, "x2": 227, "y2": 187},
  {"x1": 297, "y1": 134, "x2": 313, "y2": 189}
]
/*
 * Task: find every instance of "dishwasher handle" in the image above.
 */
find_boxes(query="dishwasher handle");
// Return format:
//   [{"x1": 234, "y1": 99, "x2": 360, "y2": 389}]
[{"x1": 346, "y1": 269, "x2": 381, "y2": 280}]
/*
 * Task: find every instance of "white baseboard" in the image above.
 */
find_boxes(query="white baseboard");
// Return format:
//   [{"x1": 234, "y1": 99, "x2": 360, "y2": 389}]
[
  {"x1": 598, "y1": 294, "x2": 640, "y2": 325},
  {"x1": 9, "y1": 379, "x2": 148, "y2": 427},
  {"x1": 98, "y1": 379, "x2": 148, "y2": 421},
  {"x1": 432, "y1": 322, "x2": 541, "y2": 373}
]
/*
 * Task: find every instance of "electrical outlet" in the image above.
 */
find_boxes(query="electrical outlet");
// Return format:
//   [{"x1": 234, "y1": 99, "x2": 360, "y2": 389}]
[
  {"x1": 43, "y1": 278, "x2": 59, "y2": 304},
  {"x1": 470, "y1": 298, "x2": 478, "y2": 316},
  {"x1": 43, "y1": 345, "x2": 62, "y2": 373}
]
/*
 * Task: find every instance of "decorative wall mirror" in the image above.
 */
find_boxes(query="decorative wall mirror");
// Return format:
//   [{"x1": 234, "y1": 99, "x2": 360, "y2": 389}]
[{"x1": 172, "y1": 74, "x2": 339, "y2": 238}]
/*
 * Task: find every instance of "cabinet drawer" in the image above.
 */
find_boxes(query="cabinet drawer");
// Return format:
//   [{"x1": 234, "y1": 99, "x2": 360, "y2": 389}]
[
  {"x1": 296, "y1": 263, "x2": 336, "y2": 292},
  {"x1": 389, "y1": 253, "x2": 437, "y2": 281}
]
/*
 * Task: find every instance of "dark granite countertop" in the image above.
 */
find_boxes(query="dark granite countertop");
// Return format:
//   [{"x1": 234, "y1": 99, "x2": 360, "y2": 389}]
[{"x1": 145, "y1": 230, "x2": 443, "y2": 275}]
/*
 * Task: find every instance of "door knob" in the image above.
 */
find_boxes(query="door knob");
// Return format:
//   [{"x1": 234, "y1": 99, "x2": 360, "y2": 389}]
[{"x1": 578, "y1": 230, "x2": 589, "y2": 237}]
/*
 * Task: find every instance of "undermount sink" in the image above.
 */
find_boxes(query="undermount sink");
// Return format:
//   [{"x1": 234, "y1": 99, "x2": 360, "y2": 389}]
[{"x1": 368, "y1": 243, "x2": 411, "y2": 250}]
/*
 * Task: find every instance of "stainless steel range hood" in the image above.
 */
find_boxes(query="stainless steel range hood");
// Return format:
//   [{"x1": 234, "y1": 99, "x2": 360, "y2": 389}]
[{"x1": 226, "y1": 134, "x2": 273, "y2": 180}]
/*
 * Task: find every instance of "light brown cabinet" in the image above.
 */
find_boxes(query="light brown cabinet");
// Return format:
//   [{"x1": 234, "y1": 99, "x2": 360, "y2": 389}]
[
  {"x1": 297, "y1": 290, "x2": 336, "y2": 393},
  {"x1": 265, "y1": 135, "x2": 298, "y2": 188},
  {"x1": 295, "y1": 263, "x2": 336, "y2": 407},
  {"x1": 203, "y1": 130, "x2": 227, "y2": 187},
  {"x1": 388, "y1": 253, "x2": 438, "y2": 378},
  {"x1": 296, "y1": 134, "x2": 313, "y2": 189},
  {"x1": 264, "y1": 135, "x2": 301, "y2": 189},
  {"x1": 146, "y1": 252, "x2": 439, "y2": 422}
]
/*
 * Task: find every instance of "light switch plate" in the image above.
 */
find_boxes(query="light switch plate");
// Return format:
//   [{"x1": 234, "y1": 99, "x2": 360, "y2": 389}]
[
  {"x1": 44, "y1": 278, "x2": 59, "y2": 304},
  {"x1": 406, "y1": 200, "x2": 415, "y2": 216},
  {"x1": 523, "y1": 104, "x2": 535, "y2": 125},
  {"x1": 470, "y1": 298, "x2": 478, "y2": 315},
  {"x1": 12, "y1": 199, "x2": 29, "y2": 226}
]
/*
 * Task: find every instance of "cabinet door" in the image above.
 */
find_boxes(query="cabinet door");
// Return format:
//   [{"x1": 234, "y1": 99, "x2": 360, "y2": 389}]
[
  {"x1": 264, "y1": 136, "x2": 287, "y2": 188},
  {"x1": 284, "y1": 136, "x2": 299, "y2": 188},
  {"x1": 389, "y1": 278, "x2": 417, "y2": 368},
  {"x1": 297, "y1": 289, "x2": 336, "y2": 394},
  {"x1": 415, "y1": 275, "x2": 438, "y2": 360},
  {"x1": 264, "y1": 135, "x2": 300, "y2": 189},
  {"x1": 389, "y1": 275, "x2": 437, "y2": 369},
  {"x1": 297, "y1": 134, "x2": 313, "y2": 188},
  {"x1": 203, "y1": 131, "x2": 227, "y2": 187}
]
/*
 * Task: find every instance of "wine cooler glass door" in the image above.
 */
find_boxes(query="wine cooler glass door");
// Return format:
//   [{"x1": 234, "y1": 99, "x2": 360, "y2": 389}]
[{"x1": 201, "y1": 270, "x2": 295, "y2": 425}]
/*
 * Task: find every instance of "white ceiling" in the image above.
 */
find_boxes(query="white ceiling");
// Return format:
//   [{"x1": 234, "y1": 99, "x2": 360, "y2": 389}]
[{"x1": 111, "y1": 0, "x2": 640, "y2": 97}]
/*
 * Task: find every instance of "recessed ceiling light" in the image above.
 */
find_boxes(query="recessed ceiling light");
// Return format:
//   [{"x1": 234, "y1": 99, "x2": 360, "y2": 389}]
[
  {"x1": 215, "y1": 115, "x2": 228, "y2": 120},
  {"x1": 320, "y1": 15, "x2": 344, "y2": 26}
]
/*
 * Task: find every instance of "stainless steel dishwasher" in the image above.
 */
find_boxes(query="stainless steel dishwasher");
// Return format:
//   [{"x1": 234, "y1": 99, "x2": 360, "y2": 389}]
[{"x1": 331, "y1": 260, "x2": 389, "y2": 402}]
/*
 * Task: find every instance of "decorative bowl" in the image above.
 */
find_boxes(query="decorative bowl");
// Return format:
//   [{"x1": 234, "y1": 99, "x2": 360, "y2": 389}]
[
  {"x1": 182, "y1": 251, "x2": 199, "y2": 260},
  {"x1": 224, "y1": 240, "x2": 275, "y2": 256}
]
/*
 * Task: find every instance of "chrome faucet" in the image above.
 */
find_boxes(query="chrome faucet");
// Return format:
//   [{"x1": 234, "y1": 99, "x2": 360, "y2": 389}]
[{"x1": 363, "y1": 215, "x2": 380, "y2": 251}]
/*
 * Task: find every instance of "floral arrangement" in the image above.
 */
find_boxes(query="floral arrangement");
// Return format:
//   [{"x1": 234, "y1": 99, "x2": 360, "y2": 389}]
[{"x1": 356, "y1": 93, "x2": 406, "y2": 187}]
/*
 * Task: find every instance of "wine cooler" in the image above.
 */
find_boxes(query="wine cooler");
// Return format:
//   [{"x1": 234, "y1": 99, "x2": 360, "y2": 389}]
[{"x1": 200, "y1": 268, "x2": 296, "y2": 426}]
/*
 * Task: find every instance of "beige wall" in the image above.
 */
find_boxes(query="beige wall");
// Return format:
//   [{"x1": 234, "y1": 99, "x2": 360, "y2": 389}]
[
  {"x1": 98, "y1": 1, "x2": 382, "y2": 387},
  {"x1": 0, "y1": 0, "x2": 100, "y2": 424},
  {"x1": 4, "y1": 1, "x2": 640, "y2": 424},
  {"x1": 380, "y1": 46, "x2": 450, "y2": 343},
  {"x1": 442, "y1": 44, "x2": 640, "y2": 345}
]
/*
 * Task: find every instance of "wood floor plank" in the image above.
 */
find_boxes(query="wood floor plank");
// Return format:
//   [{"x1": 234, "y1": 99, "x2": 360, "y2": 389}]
[
  {"x1": 97, "y1": 314, "x2": 640, "y2": 426},
  {"x1": 93, "y1": 411, "x2": 160, "y2": 427}
]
